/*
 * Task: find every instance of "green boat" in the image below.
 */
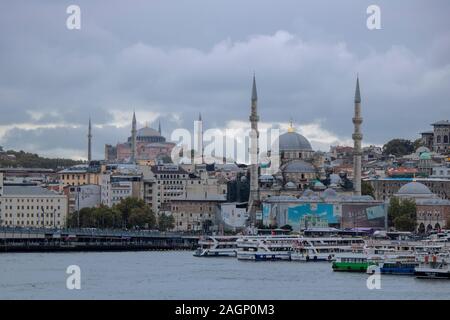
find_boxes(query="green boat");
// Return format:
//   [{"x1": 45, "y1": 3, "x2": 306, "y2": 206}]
[{"x1": 332, "y1": 254, "x2": 379, "y2": 272}]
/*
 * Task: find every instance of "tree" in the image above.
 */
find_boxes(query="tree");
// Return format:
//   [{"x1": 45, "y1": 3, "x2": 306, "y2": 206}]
[
  {"x1": 387, "y1": 197, "x2": 401, "y2": 228},
  {"x1": 394, "y1": 215, "x2": 416, "y2": 232},
  {"x1": 361, "y1": 180, "x2": 375, "y2": 198},
  {"x1": 128, "y1": 206, "x2": 156, "y2": 229},
  {"x1": 158, "y1": 213, "x2": 175, "y2": 231},
  {"x1": 446, "y1": 217, "x2": 450, "y2": 229},
  {"x1": 114, "y1": 197, "x2": 147, "y2": 228},
  {"x1": 388, "y1": 197, "x2": 417, "y2": 231},
  {"x1": 382, "y1": 139, "x2": 415, "y2": 157}
]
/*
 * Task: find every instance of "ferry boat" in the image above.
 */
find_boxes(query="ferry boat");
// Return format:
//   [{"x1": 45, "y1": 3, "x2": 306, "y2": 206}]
[
  {"x1": 414, "y1": 254, "x2": 450, "y2": 279},
  {"x1": 193, "y1": 236, "x2": 239, "y2": 257},
  {"x1": 367, "y1": 255, "x2": 419, "y2": 275},
  {"x1": 290, "y1": 237, "x2": 365, "y2": 262},
  {"x1": 236, "y1": 235, "x2": 300, "y2": 261},
  {"x1": 332, "y1": 253, "x2": 381, "y2": 272}
]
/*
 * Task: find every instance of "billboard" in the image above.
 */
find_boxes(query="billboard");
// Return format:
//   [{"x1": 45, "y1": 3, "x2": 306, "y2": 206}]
[
  {"x1": 287, "y1": 203, "x2": 337, "y2": 229},
  {"x1": 341, "y1": 203, "x2": 386, "y2": 229}
]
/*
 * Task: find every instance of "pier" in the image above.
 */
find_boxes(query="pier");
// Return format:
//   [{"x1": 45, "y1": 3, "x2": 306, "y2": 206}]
[{"x1": 0, "y1": 227, "x2": 200, "y2": 253}]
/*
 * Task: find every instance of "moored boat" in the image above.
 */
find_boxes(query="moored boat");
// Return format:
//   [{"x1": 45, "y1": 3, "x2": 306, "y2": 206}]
[
  {"x1": 193, "y1": 236, "x2": 239, "y2": 257},
  {"x1": 290, "y1": 237, "x2": 365, "y2": 262},
  {"x1": 332, "y1": 253, "x2": 380, "y2": 272},
  {"x1": 414, "y1": 254, "x2": 450, "y2": 279},
  {"x1": 236, "y1": 235, "x2": 300, "y2": 261}
]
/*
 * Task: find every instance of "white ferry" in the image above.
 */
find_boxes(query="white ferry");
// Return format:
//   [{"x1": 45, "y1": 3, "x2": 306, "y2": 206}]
[
  {"x1": 415, "y1": 254, "x2": 450, "y2": 279},
  {"x1": 236, "y1": 235, "x2": 300, "y2": 261},
  {"x1": 193, "y1": 236, "x2": 239, "y2": 257},
  {"x1": 290, "y1": 237, "x2": 366, "y2": 262}
]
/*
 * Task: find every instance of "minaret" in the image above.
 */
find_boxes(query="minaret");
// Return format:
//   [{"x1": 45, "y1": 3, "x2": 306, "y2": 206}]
[
  {"x1": 131, "y1": 111, "x2": 137, "y2": 163},
  {"x1": 352, "y1": 76, "x2": 363, "y2": 196},
  {"x1": 248, "y1": 74, "x2": 260, "y2": 221},
  {"x1": 87, "y1": 117, "x2": 92, "y2": 162},
  {"x1": 158, "y1": 120, "x2": 162, "y2": 135}
]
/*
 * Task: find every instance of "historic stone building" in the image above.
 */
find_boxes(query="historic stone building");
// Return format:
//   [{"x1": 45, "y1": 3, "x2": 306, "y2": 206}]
[
  {"x1": 367, "y1": 178, "x2": 450, "y2": 201},
  {"x1": 105, "y1": 113, "x2": 175, "y2": 162},
  {"x1": 420, "y1": 120, "x2": 450, "y2": 154},
  {"x1": 393, "y1": 181, "x2": 450, "y2": 232}
]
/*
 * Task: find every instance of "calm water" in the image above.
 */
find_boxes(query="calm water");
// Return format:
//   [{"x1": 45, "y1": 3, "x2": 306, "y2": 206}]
[{"x1": 0, "y1": 251, "x2": 449, "y2": 299}]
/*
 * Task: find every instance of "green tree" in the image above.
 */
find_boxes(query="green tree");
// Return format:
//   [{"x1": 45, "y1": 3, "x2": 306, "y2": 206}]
[
  {"x1": 394, "y1": 215, "x2": 416, "y2": 232},
  {"x1": 388, "y1": 197, "x2": 417, "y2": 231},
  {"x1": 387, "y1": 197, "x2": 401, "y2": 227},
  {"x1": 158, "y1": 213, "x2": 175, "y2": 231},
  {"x1": 128, "y1": 206, "x2": 156, "y2": 229},
  {"x1": 114, "y1": 197, "x2": 147, "y2": 228},
  {"x1": 361, "y1": 180, "x2": 375, "y2": 198},
  {"x1": 446, "y1": 217, "x2": 450, "y2": 229},
  {"x1": 382, "y1": 139, "x2": 415, "y2": 157}
]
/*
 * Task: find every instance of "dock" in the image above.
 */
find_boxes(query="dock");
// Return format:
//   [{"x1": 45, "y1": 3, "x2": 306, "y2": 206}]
[{"x1": 0, "y1": 227, "x2": 200, "y2": 253}]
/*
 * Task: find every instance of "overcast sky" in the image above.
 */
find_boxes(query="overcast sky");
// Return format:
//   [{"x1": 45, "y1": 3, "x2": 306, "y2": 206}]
[{"x1": 0, "y1": 0, "x2": 449, "y2": 160}]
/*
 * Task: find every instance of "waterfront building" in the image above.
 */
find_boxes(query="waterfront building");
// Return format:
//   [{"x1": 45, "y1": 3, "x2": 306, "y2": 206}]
[
  {"x1": 144, "y1": 164, "x2": 189, "y2": 214},
  {"x1": 393, "y1": 181, "x2": 450, "y2": 232},
  {"x1": 170, "y1": 196, "x2": 226, "y2": 232},
  {"x1": 367, "y1": 177, "x2": 450, "y2": 201},
  {"x1": 100, "y1": 166, "x2": 143, "y2": 207},
  {"x1": 261, "y1": 188, "x2": 386, "y2": 231},
  {"x1": 104, "y1": 113, "x2": 175, "y2": 162},
  {"x1": 0, "y1": 173, "x2": 68, "y2": 228},
  {"x1": 58, "y1": 164, "x2": 101, "y2": 189},
  {"x1": 63, "y1": 184, "x2": 101, "y2": 214}
]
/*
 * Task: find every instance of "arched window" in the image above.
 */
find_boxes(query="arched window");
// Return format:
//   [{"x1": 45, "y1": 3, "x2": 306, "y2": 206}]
[
  {"x1": 437, "y1": 135, "x2": 441, "y2": 143},
  {"x1": 444, "y1": 135, "x2": 449, "y2": 144}
]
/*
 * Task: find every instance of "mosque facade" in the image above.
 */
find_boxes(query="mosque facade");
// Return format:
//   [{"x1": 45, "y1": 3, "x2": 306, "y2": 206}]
[{"x1": 104, "y1": 114, "x2": 175, "y2": 163}]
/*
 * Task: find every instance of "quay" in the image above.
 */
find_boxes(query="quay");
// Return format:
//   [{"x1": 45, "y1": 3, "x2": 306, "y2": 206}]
[{"x1": 0, "y1": 227, "x2": 200, "y2": 253}]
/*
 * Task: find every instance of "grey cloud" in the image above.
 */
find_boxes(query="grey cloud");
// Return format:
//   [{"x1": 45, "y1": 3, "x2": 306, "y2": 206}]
[{"x1": 0, "y1": 0, "x2": 449, "y2": 159}]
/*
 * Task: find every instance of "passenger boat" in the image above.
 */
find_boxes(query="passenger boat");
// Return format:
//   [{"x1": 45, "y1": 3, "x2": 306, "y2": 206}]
[
  {"x1": 290, "y1": 237, "x2": 365, "y2": 262},
  {"x1": 414, "y1": 254, "x2": 450, "y2": 279},
  {"x1": 332, "y1": 253, "x2": 381, "y2": 272},
  {"x1": 193, "y1": 236, "x2": 239, "y2": 257},
  {"x1": 367, "y1": 255, "x2": 419, "y2": 275},
  {"x1": 236, "y1": 235, "x2": 300, "y2": 261}
]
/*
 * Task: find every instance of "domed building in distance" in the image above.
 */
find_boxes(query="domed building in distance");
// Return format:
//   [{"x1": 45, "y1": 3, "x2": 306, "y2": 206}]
[
  {"x1": 105, "y1": 114, "x2": 175, "y2": 163},
  {"x1": 394, "y1": 181, "x2": 450, "y2": 233},
  {"x1": 270, "y1": 122, "x2": 326, "y2": 191}
]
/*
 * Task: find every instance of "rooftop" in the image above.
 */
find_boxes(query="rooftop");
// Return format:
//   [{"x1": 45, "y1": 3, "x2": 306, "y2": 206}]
[{"x1": 3, "y1": 186, "x2": 62, "y2": 196}]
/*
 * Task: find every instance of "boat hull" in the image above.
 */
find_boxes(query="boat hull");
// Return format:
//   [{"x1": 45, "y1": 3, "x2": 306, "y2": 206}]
[
  {"x1": 332, "y1": 262, "x2": 373, "y2": 272},
  {"x1": 414, "y1": 269, "x2": 450, "y2": 279}
]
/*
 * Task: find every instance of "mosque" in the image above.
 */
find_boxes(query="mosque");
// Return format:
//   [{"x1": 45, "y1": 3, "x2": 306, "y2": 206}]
[{"x1": 104, "y1": 113, "x2": 175, "y2": 163}]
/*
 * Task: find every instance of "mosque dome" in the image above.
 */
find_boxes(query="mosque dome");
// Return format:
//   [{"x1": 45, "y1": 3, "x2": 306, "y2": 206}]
[
  {"x1": 397, "y1": 182, "x2": 432, "y2": 197},
  {"x1": 285, "y1": 181, "x2": 296, "y2": 189},
  {"x1": 137, "y1": 127, "x2": 161, "y2": 137},
  {"x1": 282, "y1": 160, "x2": 316, "y2": 173},
  {"x1": 278, "y1": 131, "x2": 313, "y2": 151}
]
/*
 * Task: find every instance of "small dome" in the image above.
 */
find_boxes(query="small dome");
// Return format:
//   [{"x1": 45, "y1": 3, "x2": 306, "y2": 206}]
[
  {"x1": 302, "y1": 189, "x2": 314, "y2": 197},
  {"x1": 282, "y1": 160, "x2": 316, "y2": 173},
  {"x1": 278, "y1": 131, "x2": 312, "y2": 151},
  {"x1": 397, "y1": 182, "x2": 432, "y2": 196},
  {"x1": 419, "y1": 152, "x2": 431, "y2": 160},
  {"x1": 285, "y1": 181, "x2": 296, "y2": 189}
]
